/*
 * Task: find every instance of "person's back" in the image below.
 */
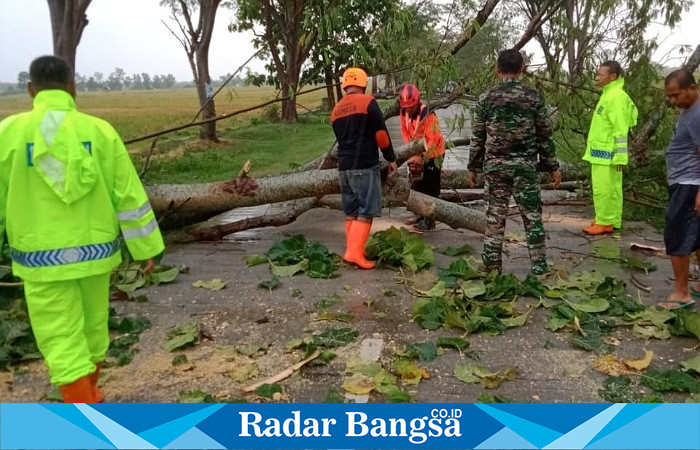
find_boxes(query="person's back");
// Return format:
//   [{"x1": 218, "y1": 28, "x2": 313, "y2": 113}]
[
  {"x1": 467, "y1": 49, "x2": 560, "y2": 276},
  {"x1": 0, "y1": 55, "x2": 164, "y2": 403},
  {"x1": 473, "y1": 81, "x2": 550, "y2": 166},
  {"x1": 331, "y1": 92, "x2": 391, "y2": 171}
]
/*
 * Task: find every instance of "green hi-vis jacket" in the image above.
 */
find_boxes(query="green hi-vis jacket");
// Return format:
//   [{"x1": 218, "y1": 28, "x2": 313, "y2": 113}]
[
  {"x1": 583, "y1": 78, "x2": 638, "y2": 166},
  {"x1": 0, "y1": 90, "x2": 164, "y2": 282}
]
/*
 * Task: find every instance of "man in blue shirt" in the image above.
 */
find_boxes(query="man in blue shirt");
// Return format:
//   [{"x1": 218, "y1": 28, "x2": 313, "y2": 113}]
[{"x1": 659, "y1": 68, "x2": 700, "y2": 310}]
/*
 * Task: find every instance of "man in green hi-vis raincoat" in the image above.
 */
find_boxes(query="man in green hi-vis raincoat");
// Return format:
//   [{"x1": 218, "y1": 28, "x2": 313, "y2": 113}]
[
  {"x1": 582, "y1": 60, "x2": 638, "y2": 235},
  {"x1": 0, "y1": 56, "x2": 165, "y2": 403}
]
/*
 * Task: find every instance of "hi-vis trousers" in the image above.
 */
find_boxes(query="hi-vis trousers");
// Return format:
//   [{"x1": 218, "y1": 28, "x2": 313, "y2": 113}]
[
  {"x1": 23, "y1": 272, "x2": 110, "y2": 385},
  {"x1": 591, "y1": 164, "x2": 623, "y2": 229}
]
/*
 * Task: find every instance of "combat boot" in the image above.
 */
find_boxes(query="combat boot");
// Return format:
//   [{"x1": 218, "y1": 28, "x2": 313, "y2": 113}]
[{"x1": 59, "y1": 375, "x2": 99, "y2": 403}]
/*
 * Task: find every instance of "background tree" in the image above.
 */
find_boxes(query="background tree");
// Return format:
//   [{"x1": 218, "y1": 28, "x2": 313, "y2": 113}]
[
  {"x1": 16, "y1": 71, "x2": 30, "y2": 90},
  {"x1": 161, "y1": 0, "x2": 230, "y2": 141},
  {"x1": 46, "y1": 0, "x2": 92, "y2": 71},
  {"x1": 231, "y1": 0, "x2": 346, "y2": 123}
]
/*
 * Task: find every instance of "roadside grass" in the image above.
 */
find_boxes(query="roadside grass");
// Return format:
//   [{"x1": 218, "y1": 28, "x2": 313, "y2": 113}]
[
  {"x1": 0, "y1": 86, "x2": 327, "y2": 151},
  {"x1": 140, "y1": 114, "x2": 335, "y2": 183}
]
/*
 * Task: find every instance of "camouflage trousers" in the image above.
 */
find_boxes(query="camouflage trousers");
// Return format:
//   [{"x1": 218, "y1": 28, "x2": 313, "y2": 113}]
[{"x1": 482, "y1": 165, "x2": 547, "y2": 275}]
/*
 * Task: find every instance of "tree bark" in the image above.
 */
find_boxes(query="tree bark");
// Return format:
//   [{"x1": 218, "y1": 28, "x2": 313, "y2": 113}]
[
  {"x1": 46, "y1": 0, "x2": 92, "y2": 71},
  {"x1": 323, "y1": 67, "x2": 336, "y2": 109},
  {"x1": 407, "y1": 191, "x2": 486, "y2": 234},
  {"x1": 629, "y1": 43, "x2": 700, "y2": 165},
  {"x1": 449, "y1": 0, "x2": 502, "y2": 56},
  {"x1": 167, "y1": 198, "x2": 319, "y2": 243},
  {"x1": 194, "y1": 0, "x2": 220, "y2": 141}
]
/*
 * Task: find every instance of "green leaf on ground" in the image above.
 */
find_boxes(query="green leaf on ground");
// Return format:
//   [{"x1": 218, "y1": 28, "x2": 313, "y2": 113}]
[
  {"x1": 625, "y1": 256, "x2": 657, "y2": 274},
  {"x1": 564, "y1": 297, "x2": 610, "y2": 313},
  {"x1": 317, "y1": 312, "x2": 355, "y2": 323},
  {"x1": 681, "y1": 354, "x2": 700, "y2": 374},
  {"x1": 439, "y1": 244, "x2": 474, "y2": 256},
  {"x1": 236, "y1": 343, "x2": 269, "y2": 357},
  {"x1": 192, "y1": 278, "x2": 227, "y2": 291},
  {"x1": 256, "y1": 383, "x2": 283, "y2": 399},
  {"x1": 642, "y1": 370, "x2": 700, "y2": 393},
  {"x1": 460, "y1": 280, "x2": 487, "y2": 299},
  {"x1": 412, "y1": 298, "x2": 448, "y2": 331},
  {"x1": 314, "y1": 297, "x2": 338, "y2": 309},
  {"x1": 393, "y1": 359, "x2": 430, "y2": 385},
  {"x1": 172, "y1": 354, "x2": 188, "y2": 366},
  {"x1": 245, "y1": 254, "x2": 268, "y2": 267},
  {"x1": 415, "y1": 281, "x2": 447, "y2": 298},
  {"x1": 164, "y1": 322, "x2": 199, "y2": 352},
  {"x1": 177, "y1": 390, "x2": 215, "y2": 403},
  {"x1": 454, "y1": 364, "x2": 490, "y2": 383},
  {"x1": 546, "y1": 316, "x2": 571, "y2": 331},
  {"x1": 230, "y1": 363, "x2": 259, "y2": 382},
  {"x1": 598, "y1": 376, "x2": 641, "y2": 402},
  {"x1": 477, "y1": 394, "x2": 516, "y2": 403},
  {"x1": 501, "y1": 308, "x2": 532, "y2": 328},
  {"x1": 323, "y1": 388, "x2": 345, "y2": 403},
  {"x1": 313, "y1": 328, "x2": 358, "y2": 348},
  {"x1": 258, "y1": 276, "x2": 281, "y2": 291},
  {"x1": 271, "y1": 261, "x2": 308, "y2": 277},
  {"x1": 403, "y1": 342, "x2": 438, "y2": 362},
  {"x1": 149, "y1": 267, "x2": 179, "y2": 285},
  {"x1": 436, "y1": 337, "x2": 470, "y2": 351}
]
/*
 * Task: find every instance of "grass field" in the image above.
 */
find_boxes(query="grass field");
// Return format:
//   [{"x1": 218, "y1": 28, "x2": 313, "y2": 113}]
[{"x1": 0, "y1": 87, "x2": 335, "y2": 183}]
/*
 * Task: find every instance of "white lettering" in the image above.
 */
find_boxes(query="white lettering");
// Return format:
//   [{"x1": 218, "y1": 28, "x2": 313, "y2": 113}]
[
  {"x1": 409, "y1": 417, "x2": 427, "y2": 444},
  {"x1": 346, "y1": 412, "x2": 369, "y2": 436},
  {"x1": 389, "y1": 418, "x2": 407, "y2": 437},
  {"x1": 445, "y1": 418, "x2": 462, "y2": 437},
  {"x1": 428, "y1": 419, "x2": 443, "y2": 437},
  {"x1": 282, "y1": 411, "x2": 302, "y2": 437},
  {"x1": 321, "y1": 418, "x2": 336, "y2": 437},
  {"x1": 239, "y1": 412, "x2": 262, "y2": 437},
  {"x1": 263, "y1": 418, "x2": 281, "y2": 437}
]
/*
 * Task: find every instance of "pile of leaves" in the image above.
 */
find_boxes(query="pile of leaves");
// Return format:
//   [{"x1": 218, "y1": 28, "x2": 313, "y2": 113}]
[
  {"x1": 0, "y1": 298, "x2": 41, "y2": 370},
  {"x1": 247, "y1": 234, "x2": 338, "y2": 279},
  {"x1": 411, "y1": 258, "x2": 535, "y2": 335},
  {"x1": 366, "y1": 227, "x2": 434, "y2": 271},
  {"x1": 112, "y1": 263, "x2": 179, "y2": 292},
  {"x1": 106, "y1": 308, "x2": 152, "y2": 366},
  {"x1": 286, "y1": 327, "x2": 359, "y2": 365}
]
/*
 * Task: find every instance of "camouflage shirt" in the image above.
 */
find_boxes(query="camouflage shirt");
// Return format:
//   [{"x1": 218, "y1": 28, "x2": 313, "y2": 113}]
[{"x1": 468, "y1": 80, "x2": 559, "y2": 173}]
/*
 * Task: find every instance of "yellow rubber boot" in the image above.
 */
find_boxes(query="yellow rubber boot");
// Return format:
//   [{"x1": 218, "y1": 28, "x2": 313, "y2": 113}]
[{"x1": 344, "y1": 220, "x2": 375, "y2": 269}]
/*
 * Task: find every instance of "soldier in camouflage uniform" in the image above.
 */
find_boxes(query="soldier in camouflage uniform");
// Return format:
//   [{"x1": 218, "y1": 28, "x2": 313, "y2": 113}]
[{"x1": 467, "y1": 49, "x2": 561, "y2": 275}]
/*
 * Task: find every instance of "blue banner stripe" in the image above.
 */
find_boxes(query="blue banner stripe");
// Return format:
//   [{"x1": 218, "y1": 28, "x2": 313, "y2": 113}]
[{"x1": 1, "y1": 403, "x2": 699, "y2": 449}]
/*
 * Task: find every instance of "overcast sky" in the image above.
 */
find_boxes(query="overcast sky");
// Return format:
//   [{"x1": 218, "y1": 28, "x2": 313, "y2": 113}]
[{"x1": 0, "y1": 0, "x2": 699, "y2": 83}]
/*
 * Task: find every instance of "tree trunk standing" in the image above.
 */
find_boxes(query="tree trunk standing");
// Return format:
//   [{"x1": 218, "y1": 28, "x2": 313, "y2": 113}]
[
  {"x1": 630, "y1": 43, "x2": 700, "y2": 165},
  {"x1": 162, "y1": 0, "x2": 222, "y2": 141},
  {"x1": 46, "y1": 0, "x2": 92, "y2": 71},
  {"x1": 280, "y1": 80, "x2": 299, "y2": 122},
  {"x1": 371, "y1": 75, "x2": 378, "y2": 95},
  {"x1": 323, "y1": 67, "x2": 336, "y2": 109}
]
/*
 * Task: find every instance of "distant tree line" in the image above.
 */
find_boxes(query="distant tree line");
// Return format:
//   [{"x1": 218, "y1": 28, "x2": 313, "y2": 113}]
[{"x1": 6, "y1": 68, "x2": 248, "y2": 95}]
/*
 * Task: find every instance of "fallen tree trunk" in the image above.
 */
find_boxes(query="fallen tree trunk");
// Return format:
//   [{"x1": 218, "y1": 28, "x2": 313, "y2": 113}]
[
  {"x1": 167, "y1": 198, "x2": 319, "y2": 243},
  {"x1": 407, "y1": 191, "x2": 486, "y2": 234},
  {"x1": 151, "y1": 163, "x2": 587, "y2": 228}
]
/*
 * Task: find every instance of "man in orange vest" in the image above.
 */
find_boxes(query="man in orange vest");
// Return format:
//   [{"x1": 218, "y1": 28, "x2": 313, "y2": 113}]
[
  {"x1": 398, "y1": 83, "x2": 446, "y2": 232},
  {"x1": 331, "y1": 68, "x2": 398, "y2": 269}
]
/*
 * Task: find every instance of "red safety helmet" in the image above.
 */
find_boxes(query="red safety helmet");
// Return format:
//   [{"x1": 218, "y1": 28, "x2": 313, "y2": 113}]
[{"x1": 399, "y1": 83, "x2": 421, "y2": 109}]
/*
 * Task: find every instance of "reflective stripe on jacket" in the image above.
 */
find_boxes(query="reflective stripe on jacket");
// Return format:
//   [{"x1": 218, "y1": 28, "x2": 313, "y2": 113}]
[
  {"x1": 583, "y1": 78, "x2": 638, "y2": 166},
  {"x1": 0, "y1": 90, "x2": 165, "y2": 281}
]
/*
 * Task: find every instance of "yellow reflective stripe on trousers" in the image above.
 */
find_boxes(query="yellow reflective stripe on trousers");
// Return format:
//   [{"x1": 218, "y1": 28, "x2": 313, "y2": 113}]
[
  {"x1": 117, "y1": 201, "x2": 152, "y2": 221},
  {"x1": 122, "y1": 218, "x2": 158, "y2": 240}
]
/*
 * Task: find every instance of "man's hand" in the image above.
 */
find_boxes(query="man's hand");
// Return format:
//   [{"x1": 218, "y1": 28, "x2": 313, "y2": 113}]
[
  {"x1": 140, "y1": 258, "x2": 155, "y2": 275},
  {"x1": 387, "y1": 162, "x2": 398, "y2": 178},
  {"x1": 550, "y1": 170, "x2": 562, "y2": 189},
  {"x1": 695, "y1": 189, "x2": 700, "y2": 216},
  {"x1": 616, "y1": 165, "x2": 624, "y2": 172},
  {"x1": 467, "y1": 171, "x2": 477, "y2": 188}
]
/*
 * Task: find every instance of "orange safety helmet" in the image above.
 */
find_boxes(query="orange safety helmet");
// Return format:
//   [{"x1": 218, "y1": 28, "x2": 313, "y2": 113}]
[
  {"x1": 399, "y1": 83, "x2": 421, "y2": 109},
  {"x1": 341, "y1": 67, "x2": 368, "y2": 90}
]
